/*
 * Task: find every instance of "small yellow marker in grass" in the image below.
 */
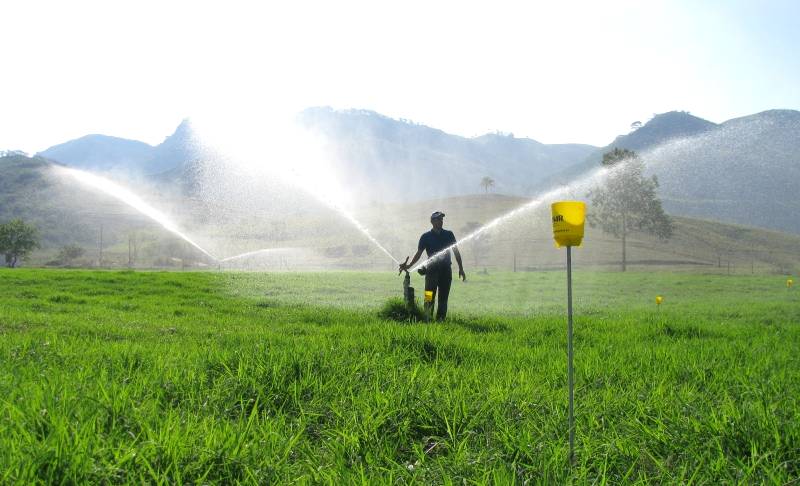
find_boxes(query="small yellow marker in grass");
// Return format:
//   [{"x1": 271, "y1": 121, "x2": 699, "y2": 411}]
[
  {"x1": 788, "y1": 278, "x2": 793, "y2": 289},
  {"x1": 423, "y1": 290, "x2": 434, "y2": 320},
  {"x1": 656, "y1": 295, "x2": 663, "y2": 305}
]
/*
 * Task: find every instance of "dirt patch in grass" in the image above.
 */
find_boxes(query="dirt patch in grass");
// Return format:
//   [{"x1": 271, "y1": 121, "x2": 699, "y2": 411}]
[
  {"x1": 447, "y1": 316, "x2": 510, "y2": 334},
  {"x1": 47, "y1": 294, "x2": 88, "y2": 305},
  {"x1": 658, "y1": 323, "x2": 716, "y2": 339},
  {"x1": 389, "y1": 335, "x2": 475, "y2": 365}
]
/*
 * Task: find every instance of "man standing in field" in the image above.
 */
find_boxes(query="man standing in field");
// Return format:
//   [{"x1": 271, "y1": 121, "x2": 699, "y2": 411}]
[{"x1": 399, "y1": 211, "x2": 466, "y2": 321}]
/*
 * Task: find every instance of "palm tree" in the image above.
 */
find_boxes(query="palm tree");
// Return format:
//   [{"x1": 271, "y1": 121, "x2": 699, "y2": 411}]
[{"x1": 480, "y1": 176, "x2": 495, "y2": 193}]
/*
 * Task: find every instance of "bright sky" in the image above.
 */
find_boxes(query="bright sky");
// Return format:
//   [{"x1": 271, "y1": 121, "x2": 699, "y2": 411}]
[{"x1": 2, "y1": 0, "x2": 799, "y2": 153}]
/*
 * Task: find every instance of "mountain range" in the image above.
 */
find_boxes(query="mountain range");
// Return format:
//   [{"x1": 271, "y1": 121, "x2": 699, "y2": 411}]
[
  {"x1": 596, "y1": 109, "x2": 800, "y2": 234},
  {"x1": 35, "y1": 109, "x2": 598, "y2": 198},
  {"x1": 297, "y1": 107, "x2": 597, "y2": 200},
  {"x1": 37, "y1": 119, "x2": 200, "y2": 176},
  {"x1": 14, "y1": 106, "x2": 800, "y2": 236}
]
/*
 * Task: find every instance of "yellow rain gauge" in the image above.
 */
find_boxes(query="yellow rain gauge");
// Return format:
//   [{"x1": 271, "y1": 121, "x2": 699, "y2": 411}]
[
  {"x1": 551, "y1": 201, "x2": 585, "y2": 465},
  {"x1": 424, "y1": 290, "x2": 434, "y2": 320},
  {"x1": 655, "y1": 295, "x2": 664, "y2": 320}
]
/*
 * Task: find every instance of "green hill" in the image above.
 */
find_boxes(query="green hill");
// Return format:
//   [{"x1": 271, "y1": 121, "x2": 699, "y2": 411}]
[
  {"x1": 543, "y1": 110, "x2": 800, "y2": 234},
  {"x1": 30, "y1": 107, "x2": 800, "y2": 237},
  {"x1": 346, "y1": 194, "x2": 800, "y2": 274},
  {"x1": 37, "y1": 119, "x2": 199, "y2": 176},
  {"x1": 0, "y1": 154, "x2": 203, "y2": 265},
  {"x1": 3, "y1": 154, "x2": 798, "y2": 272},
  {"x1": 0, "y1": 154, "x2": 94, "y2": 247}
]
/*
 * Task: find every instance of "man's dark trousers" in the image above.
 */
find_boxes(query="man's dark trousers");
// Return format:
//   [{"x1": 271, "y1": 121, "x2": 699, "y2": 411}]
[{"x1": 424, "y1": 265, "x2": 452, "y2": 321}]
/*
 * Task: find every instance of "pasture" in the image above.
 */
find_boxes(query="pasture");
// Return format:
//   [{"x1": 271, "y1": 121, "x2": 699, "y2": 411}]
[{"x1": 0, "y1": 269, "x2": 798, "y2": 483}]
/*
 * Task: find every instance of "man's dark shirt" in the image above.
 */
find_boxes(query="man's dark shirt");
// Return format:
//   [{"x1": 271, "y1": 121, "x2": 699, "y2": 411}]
[{"x1": 418, "y1": 229, "x2": 457, "y2": 269}]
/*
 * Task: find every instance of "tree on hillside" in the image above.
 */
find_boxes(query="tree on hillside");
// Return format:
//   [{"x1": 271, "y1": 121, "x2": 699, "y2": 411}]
[
  {"x1": 480, "y1": 176, "x2": 495, "y2": 193},
  {"x1": 57, "y1": 244, "x2": 86, "y2": 266},
  {"x1": 587, "y1": 148, "x2": 673, "y2": 271},
  {"x1": 0, "y1": 219, "x2": 40, "y2": 268}
]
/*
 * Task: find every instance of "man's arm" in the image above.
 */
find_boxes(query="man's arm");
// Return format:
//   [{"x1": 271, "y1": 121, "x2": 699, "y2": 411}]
[
  {"x1": 452, "y1": 245, "x2": 466, "y2": 281},
  {"x1": 399, "y1": 248, "x2": 424, "y2": 273}
]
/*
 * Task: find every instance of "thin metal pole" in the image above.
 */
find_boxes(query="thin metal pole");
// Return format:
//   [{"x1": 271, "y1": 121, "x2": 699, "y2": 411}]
[{"x1": 567, "y1": 246, "x2": 575, "y2": 465}]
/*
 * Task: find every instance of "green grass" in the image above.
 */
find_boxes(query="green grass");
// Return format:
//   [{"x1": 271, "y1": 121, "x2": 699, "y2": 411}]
[{"x1": 1, "y1": 268, "x2": 798, "y2": 483}]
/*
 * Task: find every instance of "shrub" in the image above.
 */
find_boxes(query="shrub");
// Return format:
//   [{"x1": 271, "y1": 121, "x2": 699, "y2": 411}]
[{"x1": 378, "y1": 297, "x2": 425, "y2": 322}]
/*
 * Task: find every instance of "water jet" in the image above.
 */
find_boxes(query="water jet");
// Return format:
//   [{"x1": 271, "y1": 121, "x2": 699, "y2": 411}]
[{"x1": 53, "y1": 166, "x2": 219, "y2": 262}]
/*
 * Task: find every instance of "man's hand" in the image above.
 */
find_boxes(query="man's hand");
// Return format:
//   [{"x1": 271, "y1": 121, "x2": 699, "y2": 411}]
[
  {"x1": 399, "y1": 250, "x2": 424, "y2": 275},
  {"x1": 398, "y1": 256, "x2": 410, "y2": 275},
  {"x1": 452, "y1": 246, "x2": 466, "y2": 282}
]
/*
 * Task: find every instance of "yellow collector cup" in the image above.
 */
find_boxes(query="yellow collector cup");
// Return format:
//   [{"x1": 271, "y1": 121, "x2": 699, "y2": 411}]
[
  {"x1": 424, "y1": 290, "x2": 434, "y2": 302},
  {"x1": 551, "y1": 201, "x2": 586, "y2": 248}
]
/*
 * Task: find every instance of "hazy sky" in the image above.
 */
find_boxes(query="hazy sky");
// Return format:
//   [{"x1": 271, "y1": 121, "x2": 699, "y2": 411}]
[{"x1": 2, "y1": 0, "x2": 799, "y2": 153}]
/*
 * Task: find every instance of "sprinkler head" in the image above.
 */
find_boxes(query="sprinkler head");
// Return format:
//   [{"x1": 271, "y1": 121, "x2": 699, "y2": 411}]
[
  {"x1": 655, "y1": 295, "x2": 663, "y2": 305},
  {"x1": 398, "y1": 256, "x2": 410, "y2": 276}
]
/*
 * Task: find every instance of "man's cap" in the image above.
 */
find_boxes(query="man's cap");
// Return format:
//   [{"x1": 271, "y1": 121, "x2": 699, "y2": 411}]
[{"x1": 430, "y1": 211, "x2": 445, "y2": 219}]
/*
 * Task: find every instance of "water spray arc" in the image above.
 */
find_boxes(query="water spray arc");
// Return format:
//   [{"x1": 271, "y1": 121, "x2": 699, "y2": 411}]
[
  {"x1": 275, "y1": 159, "x2": 400, "y2": 265},
  {"x1": 335, "y1": 206, "x2": 400, "y2": 265},
  {"x1": 410, "y1": 166, "x2": 610, "y2": 272},
  {"x1": 411, "y1": 130, "x2": 706, "y2": 273},
  {"x1": 191, "y1": 119, "x2": 401, "y2": 266},
  {"x1": 55, "y1": 167, "x2": 219, "y2": 262},
  {"x1": 218, "y1": 247, "x2": 295, "y2": 263}
]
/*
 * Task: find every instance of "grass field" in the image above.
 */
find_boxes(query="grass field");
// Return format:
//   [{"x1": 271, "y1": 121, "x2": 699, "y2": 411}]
[{"x1": 1, "y1": 268, "x2": 799, "y2": 483}]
